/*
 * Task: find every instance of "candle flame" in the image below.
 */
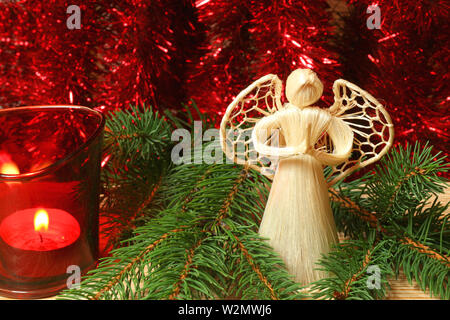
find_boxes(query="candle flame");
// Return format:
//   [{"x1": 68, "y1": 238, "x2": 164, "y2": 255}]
[
  {"x1": 0, "y1": 162, "x2": 20, "y2": 175},
  {"x1": 34, "y1": 209, "x2": 49, "y2": 233}
]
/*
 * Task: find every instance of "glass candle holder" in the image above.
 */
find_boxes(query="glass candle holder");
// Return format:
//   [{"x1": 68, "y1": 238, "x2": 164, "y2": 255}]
[{"x1": 0, "y1": 105, "x2": 105, "y2": 299}]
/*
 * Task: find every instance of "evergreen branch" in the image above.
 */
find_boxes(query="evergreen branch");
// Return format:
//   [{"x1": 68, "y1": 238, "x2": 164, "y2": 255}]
[
  {"x1": 209, "y1": 166, "x2": 250, "y2": 231},
  {"x1": 387, "y1": 200, "x2": 449, "y2": 299},
  {"x1": 92, "y1": 226, "x2": 189, "y2": 300},
  {"x1": 367, "y1": 142, "x2": 448, "y2": 221},
  {"x1": 59, "y1": 103, "x2": 449, "y2": 301},
  {"x1": 400, "y1": 237, "x2": 450, "y2": 268},
  {"x1": 328, "y1": 189, "x2": 385, "y2": 232},
  {"x1": 310, "y1": 238, "x2": 393, "y2": 300},
  {"x1": 386, "y1": 199, "x2": 449, "y2": 268},
  {"x1": 167, "y1": 167, "x2": 250, "y2": 300},
  {"x1": 230, "y1": 231, "x2": 278, "y2": 300},
  {"x1": 168, "y1": 238, "x2": 205, "y2": 300},
  {"x1": 165, "y1": 160, "x2": 215, "y2": 213},
  {"x1": 102, "y1": 176, "x2": 164, "y2": 249},
  {"x1": 198, "y1": 167, "x2": 285, "y2": 299},
  {"x1": 383, "y1": 166, "x2": 427, "y2": 216},
  {"x1": 59, "y1": 163, "x2": 304, "y2": 300},
  {"x1": 103, "y1": 105, "x2": 172, "y2": 163},
  {"x1": 333, "y1": 187, "x2": 449, "y2": 268},
  {"x1": 224, "y1": 228, "x2": 304, "y2": 300},
  {"x1": 131, "y1": 176, "x2": 163, "y2": 223},
  {"x1": 164, "y1": 100, "x2": 217, "y2": 132},
  {"x1": 393, "y1": 240, "x2": 449, "y2": 300},
  {"x1": 99, "y1": 106, "x2": 174, "y2": 249},
  {"x1": 333, "y1": 247, "x2": 373, "y2": 300},
  {"x1": 328, "y1": 143, "x2": 449, "y2": 299},
  {"x1": 331, "y1": 189, "x2": 449, "y2": 268}
]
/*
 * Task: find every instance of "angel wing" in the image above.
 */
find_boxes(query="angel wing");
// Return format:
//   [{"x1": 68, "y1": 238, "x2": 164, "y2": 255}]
[
  {"x1": 324, "y1": 79, "x2": 394, "y2": 186},
  {"x1": 220, "y1": 74, "x2": 283, "y2": 178}
]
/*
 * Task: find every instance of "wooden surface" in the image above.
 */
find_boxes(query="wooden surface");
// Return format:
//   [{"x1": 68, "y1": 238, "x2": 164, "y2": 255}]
[
  {"x1": 1, "y1": 187, "x2": 448, "y2": 300},
  {"x1": 386, "y1": 271, "x2": 438, "y2": 300}
]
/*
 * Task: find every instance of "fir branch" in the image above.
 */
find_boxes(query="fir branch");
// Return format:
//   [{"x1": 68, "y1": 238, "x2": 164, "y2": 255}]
[
  {"x1": 400, "y1": 237, "x2": 450, "y2": 268},
  {"x1": 93, "y1": 226, "x2": 189, "y2": 300},
  {"x1": 229, "y1": 232, "x2": 278, "y2": 300},
  {"x1": 389, "y1": 200, "x2": 449, "y2": 299},
  {"x1": 333, "y1": 193, "x2": 449, "y2": 268},
  {"x1": 333, "y1": 247, "x2": 373, "y2": 300},
  {"x1": 393, "y1": 239, "x2": 449, "y2": 300},
  {"x1": 166, "y1": 167, "x2": 250, "y2": 300},
  {"x1": 310, "y1": 238, "x2": 393, "y2": 300},
  {"x1": 60, "y1": 102, "x2": 449, "y2": 301},
  {"x1": 329, "y1": 143, "x2": 449, "y2": 299},
  {"x1": 164, "y1": 100, "x2": 218, "y2": 132},
  {"x1": 168, "y1": 237, "x2": 206, "y2": 300},
  {"x1": 135, "y1": 176, "x2": 163, "y2": 217},
  {"x1": 383, "y1": 166, "x2": 427, "y2": 216},
  {"x1": 385, "y1": 199, "x2": 449, "y2": 266},
  {"x1": 99, "y1": 105, "x2": 174, "y2": 249},
  {"x1": 328, "y1": 188, "x2": 385, "y2": 233},
  {"x1": 367, "y1": 143, "x2": 448, "y2": 221},
  {"x1": 208, "y1": 166, "x2": 250, "y2": 232},
  {"x1": 59, "y1": 164, "x2": 304, "y2": 300},
  {"x1": 101, "y1": 176, "x2": 165, "y2": 250},
  {"x1": 103, "y1": 105, "x2": 172, "y2": 163}
]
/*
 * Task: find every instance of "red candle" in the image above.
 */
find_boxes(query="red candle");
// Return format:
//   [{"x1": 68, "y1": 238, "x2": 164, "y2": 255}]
[
  {"x1": 0, "y1": 208, "x2": 81, "y2": 279},
  {"x1": 0, "y1": 208, "x2": 80, "y2": 251}
]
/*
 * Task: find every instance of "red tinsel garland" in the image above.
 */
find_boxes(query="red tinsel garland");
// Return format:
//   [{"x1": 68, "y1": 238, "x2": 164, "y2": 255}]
[
  {"x1": 0, "y1": 1, "x2": 199, "y2": 112},
  {"x1": 93, "y1": 0, "x2": 200, "y2": 112},
  {"x1": 186, "y1": 0, "x2": 341, "y2": 115},
  {"x1": 185, "y1": 0, "x2": 259, "y2": 115},
  {"x1": 0, "y1": 0, "x2": 447, "y2": 159},
  {"x1": 0, "y1": 2, "x2": 100, "y2": 108},
  {"x1": 247, "y1": 0, "x2": 340, "y2": 105},
  {"x1": 340, "y1": 1, "x2": 449, "y2": 160}
]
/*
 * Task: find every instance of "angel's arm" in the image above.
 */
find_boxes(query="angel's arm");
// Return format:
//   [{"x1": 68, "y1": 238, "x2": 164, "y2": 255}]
[
  {"x1": 252, "y1": 112, "x2": 302, "y2": 158},
  {"x1": 313, "y1": 116, "x2": 353, "y2": 166}
]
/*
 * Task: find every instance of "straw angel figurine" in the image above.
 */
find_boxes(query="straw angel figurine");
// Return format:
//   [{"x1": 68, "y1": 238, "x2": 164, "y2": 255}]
[{"x1": 220, "y1": 69, "x2": 394, "y2": 285}]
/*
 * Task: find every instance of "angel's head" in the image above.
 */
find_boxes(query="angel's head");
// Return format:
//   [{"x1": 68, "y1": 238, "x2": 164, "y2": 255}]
[{"x1": 285, "y1": 69, "x2": 323, "y2": 108}]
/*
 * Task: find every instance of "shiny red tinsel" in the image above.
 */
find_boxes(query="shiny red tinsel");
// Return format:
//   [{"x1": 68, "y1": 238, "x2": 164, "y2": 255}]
[
  {"x1": 339, "y1": 0, "x2": 449, "y2": 160},
  {"x1": 186, "y1": 0, "x2": 341, "y2": 115},
  {"x1": 0, "y1": 0, "x2": 199, "y2": 112},
  {"x1": 0, "y1": 2, "x2": 100, "y2": 108},
  {"x1": 0, "y1": 0, "x2": 448, "y2": 158}
]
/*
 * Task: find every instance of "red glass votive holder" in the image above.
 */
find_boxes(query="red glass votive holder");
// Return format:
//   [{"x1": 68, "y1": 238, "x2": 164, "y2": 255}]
[{"x1": 0, "y1": 105, "x2": 105, "y2": 299}]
